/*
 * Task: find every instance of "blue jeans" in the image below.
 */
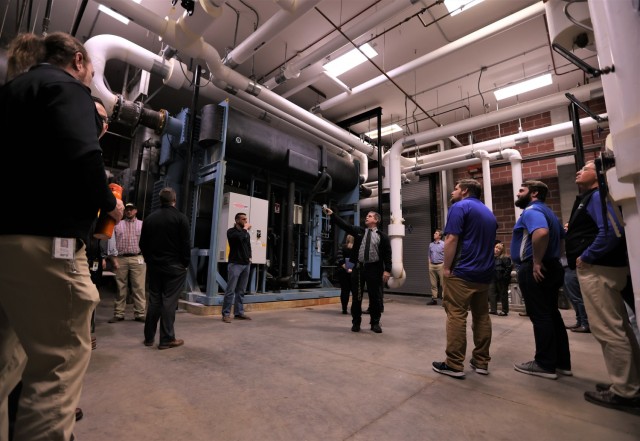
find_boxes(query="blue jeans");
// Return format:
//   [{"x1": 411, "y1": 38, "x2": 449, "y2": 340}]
[
  {"x1": 223, "y1": 263, "x2": 250, "y2": 317},
  {"x1": 563, "y1": 268, "x2": 589, "y2": 328}
]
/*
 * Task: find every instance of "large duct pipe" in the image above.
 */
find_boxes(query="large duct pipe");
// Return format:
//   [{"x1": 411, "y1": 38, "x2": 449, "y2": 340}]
[{"x1": 198, "y1": 106, "x2": 358, "y2": 192}]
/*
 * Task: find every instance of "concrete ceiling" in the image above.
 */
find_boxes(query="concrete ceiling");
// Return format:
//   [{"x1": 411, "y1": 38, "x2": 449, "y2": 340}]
[{"x1": 1, "y1": 0, "x2": 599, "y2": 145}]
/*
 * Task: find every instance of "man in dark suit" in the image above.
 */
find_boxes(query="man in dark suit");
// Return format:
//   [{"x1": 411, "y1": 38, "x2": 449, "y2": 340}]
[{"x1": 323, "y1": 207, "x2": 391, "y2": 333}]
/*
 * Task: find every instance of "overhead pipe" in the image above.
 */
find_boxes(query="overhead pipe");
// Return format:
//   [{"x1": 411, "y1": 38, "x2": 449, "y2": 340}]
[
  {"x1": 97, "y1": 0, "x2": 380, "y2": 160},
  {"x1": 478, "y1": 150, "x2": 493, "y2": 211},
  {"x1": 385, "y1": 82, "x2": 603, "y2": 288},
  {"x1": 314, "y1": 2, "x2": 545, "y2": 112},
  {"x1": 263, "y1": 0, "x2": 421, "y2": 90},
  {"x1": 224, "y1": 0, "x2": 321, "y2": 68}
]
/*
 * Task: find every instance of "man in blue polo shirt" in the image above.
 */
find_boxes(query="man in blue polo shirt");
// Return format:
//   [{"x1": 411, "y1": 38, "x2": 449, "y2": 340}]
[
  {"x1": 432, "y1": 179, "x2": 497, "y2": 379},
  {"x1": 511, "y1": 180, "x2": 570, "y2": 380}
]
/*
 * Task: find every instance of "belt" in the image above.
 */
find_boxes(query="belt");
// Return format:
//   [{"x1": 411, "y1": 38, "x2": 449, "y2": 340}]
[
  {"x1": 121, "y1": 253, "x2": 141, "y2": 257},
  {"x1": 431, "y1": 262, "x2": 443, "y2": 265}
]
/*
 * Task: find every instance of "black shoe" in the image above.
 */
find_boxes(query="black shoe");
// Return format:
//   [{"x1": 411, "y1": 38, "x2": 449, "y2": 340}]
[
  {"x1": 143, "y1": 340, "x2": 154, "y2": 347},
  {"x1": 426, "y1": 299, "x2": 438, "y2": 305},
  {"x1": 134, "y1": 316, "x2": 146, "y2": 322},
  {"x1": 571, "y1": 326, "x2": 591, "y2": 333},
  {"x1": 371, "y1": 324, "x2": 382, "y2": 333},
  {"x1": 432, "y1": 361, "x2": 465, "y2": 379},
  {"x1": 351, "y1": 323, "x2": 361, "y2": 332},
  {"x1": 498, "y1": 311, "x2": 508, "y2": 316},
  {"x1": 584, "y1": 389, "x2": 640, "y2": 410},
  {"x1": 342, "y1": 309, "x2": 348, "y2": 314},
  {"x1": 489, "y1": 311, "x2": 498, "y2": 315},
  {"x1": 75, "y1": 407, "x2": 83, "y2": 421},
  {"x1": 108, "y1": 316, "x2": 124, "y2": 323},
  {"x1": 596, "y1": 382, "x2": 612, "y2": 392},
  {"x1": 518, "y1": 312, "x2": 528, "y2": 317}
]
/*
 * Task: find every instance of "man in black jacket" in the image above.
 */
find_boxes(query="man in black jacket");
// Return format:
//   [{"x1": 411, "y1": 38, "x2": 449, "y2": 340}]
[
  {"x1": 140, "y1": 187, "x2": 191, "y2": 350},
  {"x1": 565, "y1": 161, "x2": 640, "y2": 410},
  {"x1": 0, "y1": 32, "x2": 124, "y2": 440},
  {"x1": 323, "y1": 207, "x2": 391, "y2": 333}
]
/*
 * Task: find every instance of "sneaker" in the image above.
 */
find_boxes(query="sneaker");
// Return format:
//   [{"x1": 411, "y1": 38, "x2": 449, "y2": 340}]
[
  {"x1": 584, "y1": 389, "x2": 640, "y2": 411},
  {"x1": 556, "y1": 368, "x2": 573, "y2": 376},
  {"x1": 432, "y1": 361, "x2": 465, "y2": 379},
  {"x1": 470, "y1": 361, "x2": 489, "y2": 375},
  {"x1": 222, "y1": 315, "x2": 232, "y2": 323},
  {"x1": 234, "y1": 314, "x2": 252, "y2": 320},
  {"x1": 513, "y1": 360, "x2": 558, "y2": 379}
]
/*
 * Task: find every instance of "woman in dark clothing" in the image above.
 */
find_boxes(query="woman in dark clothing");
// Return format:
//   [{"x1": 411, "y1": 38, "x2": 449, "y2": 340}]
[
  {"x1": 336, "y1": 235, "x2": 355, "y2": 314},
  {"x1": 489, "y1": 242, "x2": 512, "y2": 316}
]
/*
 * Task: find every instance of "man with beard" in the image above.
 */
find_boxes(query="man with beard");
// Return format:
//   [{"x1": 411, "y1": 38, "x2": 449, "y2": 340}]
[
  {"x1": 511, "y1": 180, "x2": 570, "y2": 380},
  {"x1": 432, "y1": 179, "x2": 497, "y2": 379},
  {"x1": 565, "y1": 160, "x2": 640, "y2": 410}
]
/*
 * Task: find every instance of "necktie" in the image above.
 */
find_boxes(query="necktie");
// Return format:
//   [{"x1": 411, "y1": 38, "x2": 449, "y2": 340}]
[{"x1": 363, "y1": 229, "x2": 372, "y2": 262}]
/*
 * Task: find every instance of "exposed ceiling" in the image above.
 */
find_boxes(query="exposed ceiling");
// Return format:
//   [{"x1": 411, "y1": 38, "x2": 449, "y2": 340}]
[{"x1": 0, "y1": 0, "x2": 598, "y2": 146}]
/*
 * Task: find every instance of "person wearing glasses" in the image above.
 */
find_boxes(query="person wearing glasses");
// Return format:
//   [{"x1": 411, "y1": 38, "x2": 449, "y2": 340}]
[
  {"x1": 0, "y1": 32, "x2": 124, "y2": 440},
  {"x1": 565, "y1": 160, "x2": 640, "y2": 411}
]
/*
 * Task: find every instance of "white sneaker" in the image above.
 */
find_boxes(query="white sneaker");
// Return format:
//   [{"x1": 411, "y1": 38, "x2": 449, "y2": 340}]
[{"x1": 514, "y1": 360, "x2": 558, "y2": 380}]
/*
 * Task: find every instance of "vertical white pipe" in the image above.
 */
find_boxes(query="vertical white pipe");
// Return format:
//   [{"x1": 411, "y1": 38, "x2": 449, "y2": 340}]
[{"x1": 478, "y1": 150, "x2": 493, "y2": 211}]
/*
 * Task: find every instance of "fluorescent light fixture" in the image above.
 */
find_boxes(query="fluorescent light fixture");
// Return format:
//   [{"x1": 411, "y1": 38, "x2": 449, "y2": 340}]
[
  {"x1": 364, "y1": 124, "x2": 403, "y2": 140},
  {"x1": 98, "y1": 5, "x2": 130, "y2": 25},
  {"x1": 493, "y1": 73, "x2": 553, "y2": 101},
  {"x1": 323, "y1": 43, "x2": 378, "y2": 77},
  {"x1": 444, "y1": 0, "x2": 485, "y2": 16}
]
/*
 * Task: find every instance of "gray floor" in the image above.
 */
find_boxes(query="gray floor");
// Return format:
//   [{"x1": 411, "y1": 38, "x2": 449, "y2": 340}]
[{"x1": 75, "y1": 289, "x2": 640, "y2": 441}]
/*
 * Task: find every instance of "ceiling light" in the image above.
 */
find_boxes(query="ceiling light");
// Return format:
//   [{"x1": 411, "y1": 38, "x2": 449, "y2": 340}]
[
  {"x1": 98, "y1": 5, "x2": 130, "y2": 25},
  {"x1": 493, "y1": 73, "x2": 553, "y2": 100},
  {"x1": 323, "y1": 43, "x2": 378, "y2": 77},
  {"x1": 364, "y1": 124, "x2": 402, "y2": 140},
  {"x1": 444, "y1": 0, "x2": 485, "y2": 16}
]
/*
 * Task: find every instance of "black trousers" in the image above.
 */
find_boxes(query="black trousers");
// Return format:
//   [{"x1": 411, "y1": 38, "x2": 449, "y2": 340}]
[
  {"x1": 336, "y1": 269, "x2": 352, "y2": 311},
  {"x1": 144, "y1": 264, "x2": 187, "y2": 345},
  {"x1": 518, "y1": 259, "x2": 571, "y2": 371},
  {"x1": 352, "y1": 262, "x2": 384, "y2": 326}
]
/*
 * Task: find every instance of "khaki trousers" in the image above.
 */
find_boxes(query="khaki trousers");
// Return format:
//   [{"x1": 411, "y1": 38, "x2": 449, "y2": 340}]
[
  {"x1": 577, "y1": 264, "x2": 640, "y2": 398},
  {"x1": 114, "y1": 255, "x2": 147, "y2": 318},
  {"x1": 429, "y1": 262, "x2": 443, "y2": 298},
  {"x1": 442, "y1": 275, "x2": 492, "y2": 371},
  {"x1": 0, "y1": 235, "x2": 98, "y2": 441}
]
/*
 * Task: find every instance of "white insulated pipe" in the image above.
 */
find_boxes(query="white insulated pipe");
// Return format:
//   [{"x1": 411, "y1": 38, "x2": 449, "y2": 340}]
[{"x1": 224, "y1": 0, "x2": 321, "y2": 68}]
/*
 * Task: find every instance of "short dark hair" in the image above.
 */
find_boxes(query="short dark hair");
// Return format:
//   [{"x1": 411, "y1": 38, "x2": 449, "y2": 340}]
[
  {"x1": 456, "y1": 179, "x2": 482, "y2": 198},
  {"x1": 235, "y1": 212, "x2": 247, "y2": 221},
  {"x1": 522, "y1": 180, "x2": 549, "y2": 201},
  {"x1": 159, "y1": 187, "x2": 176, "y2": 206}
]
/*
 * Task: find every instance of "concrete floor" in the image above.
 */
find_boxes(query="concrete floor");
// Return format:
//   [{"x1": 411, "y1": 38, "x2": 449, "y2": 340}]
[{"x1": 74, "y1": 288, "x2": 640, "y2": 441}]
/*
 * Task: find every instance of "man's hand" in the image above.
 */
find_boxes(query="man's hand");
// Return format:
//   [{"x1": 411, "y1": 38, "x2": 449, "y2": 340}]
[
  {"x1": 323, "y1": 206, "x2": 333, "y2": 216},
  {"x1": 382, "y1": 271, "x2": 390, "y2": 284},
  {"x1": 443, "y1": 268, "x2": 453, "y2": 278},
  {"x1": 532, "y1": 261, "x2": 545, "y2": 282},
  {"x1": 244, "y1": 222, "x2": 252, "y2": 230}
]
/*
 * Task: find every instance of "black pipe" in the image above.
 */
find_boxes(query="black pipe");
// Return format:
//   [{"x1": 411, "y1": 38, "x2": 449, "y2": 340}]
[
  {"x1": 70, "y1": 0, "x2": 89, "y2": 37},
  {"x1": 569, "y1": 101, "x2": 585, "y2": 172},
  {"x1": 40, "y1": 0, "x2": 54, "y2": 34},
  {"x1": 182, "y1": 64, "x2": 201, "y2": 214}
]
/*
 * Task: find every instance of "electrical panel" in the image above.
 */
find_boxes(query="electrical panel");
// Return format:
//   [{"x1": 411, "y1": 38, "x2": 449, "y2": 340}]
[{"x1": 217, "y1": 192, "x2": 268, "y2": 264}]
